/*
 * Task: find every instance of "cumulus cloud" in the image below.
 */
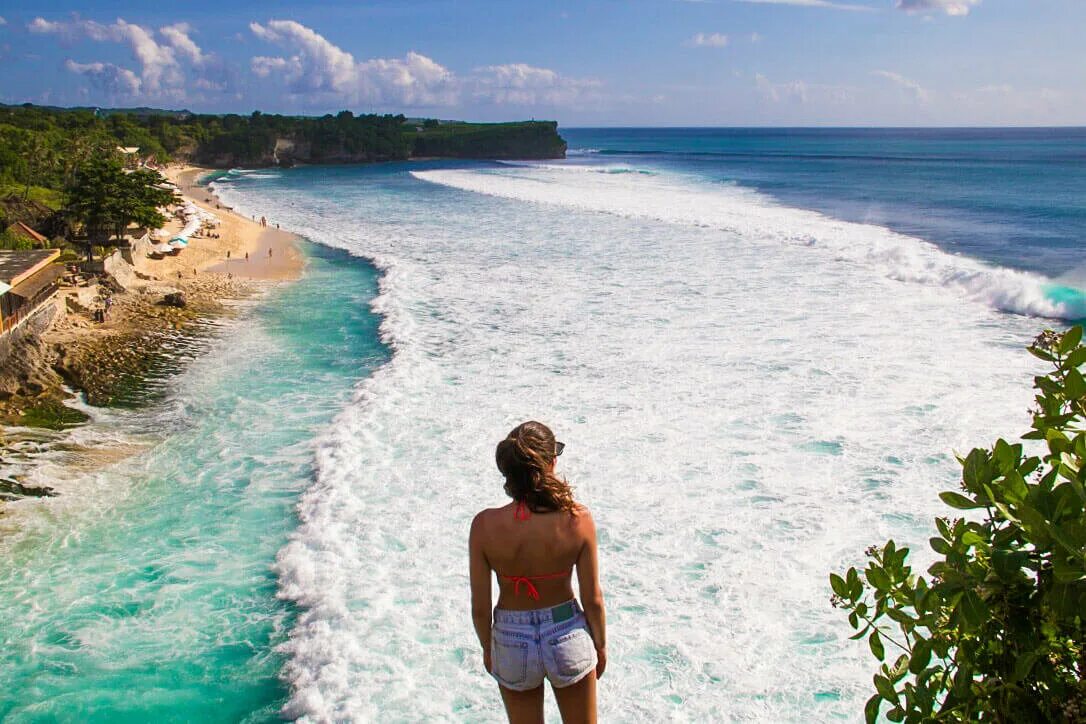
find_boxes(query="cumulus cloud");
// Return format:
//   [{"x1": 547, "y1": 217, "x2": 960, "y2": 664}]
[
  {"x1": 249, "y1": 19, "x2": 598, "y2": 109},
  {"x1": 896, "y1": 0, "x2": 980, "y2": 15},
  {"x1": 0, "y1": 16, "x2": 7, "y2": 26},
  {"x1": 65, "y1": 59, "x2": 142, "y2": 95},
  {"x1": 159, "y1": 22, "x2": 206, "y2": 66},
  {"x1": 872, "y1": 69, "x2": 930, "y2": 102},
  {"x1": 30, "y1": 16, "x2": 184, "y2": 95},
  {"x1": 686, "y1": 32, "x2": 729, "y2": 47},
  {"x1": 735, "y1": 0, "x2": 874, "y2": 11},
  {"x1": 249, "y1": 19, "x2": 456, "y2": 105},
  {"x1": 28, "y1": 16, "x2": 227, "y2": 100}
]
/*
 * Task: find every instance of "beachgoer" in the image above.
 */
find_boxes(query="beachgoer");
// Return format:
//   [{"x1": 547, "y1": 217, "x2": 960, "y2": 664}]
[
  {"x1": 470, "y1": 421, "x2": 606, "y2": 723},
  {"x1": 261, "y1": 216, "x2": 267, "y2": 228},
  {"x1": 227, "y1": 250, "x2": 231, "y2": 260},
  {"x1": 268, "y1": 248, "x2": 273, "y2": 259},
  {"x1": 245, "y1": 252, "x2": 249, "y2": 262},
  {"x1": 275, "y1": 223, "x2": 279, "y2": 229}
]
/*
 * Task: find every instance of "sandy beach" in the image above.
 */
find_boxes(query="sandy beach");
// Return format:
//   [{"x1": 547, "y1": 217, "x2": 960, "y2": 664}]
[
  {"x1": 162, "y1": 165, "x2": 303, "y2": 282},
  {"x1": 0, "y1": 164, "x2": 305, "y2": 427}
]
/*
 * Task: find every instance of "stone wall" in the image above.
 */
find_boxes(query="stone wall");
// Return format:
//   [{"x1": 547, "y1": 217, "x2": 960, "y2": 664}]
[{"x1": 0, "y1": 296, "x2": 60, "y2": 365}]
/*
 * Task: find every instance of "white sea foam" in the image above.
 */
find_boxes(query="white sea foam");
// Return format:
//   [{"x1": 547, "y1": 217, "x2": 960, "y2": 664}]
[
  {"x1": 413, "y1": 166, "x2": 1084, "y2": 321},
  {"x1": 215, "y1": 163, "x2": 1048, "y2": 721}
]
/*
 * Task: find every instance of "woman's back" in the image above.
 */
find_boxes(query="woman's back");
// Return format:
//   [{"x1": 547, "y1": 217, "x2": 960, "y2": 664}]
[
  {"x1": 469, "y1": 421, "x2": 606, "y2": 723},
  {"x1": 477, "y1": 502, "x2": 589, "y2": 609}
]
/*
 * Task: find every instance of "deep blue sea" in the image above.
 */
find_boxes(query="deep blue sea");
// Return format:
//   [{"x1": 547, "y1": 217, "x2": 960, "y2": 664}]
[{"x1": 0, "y1": 128, "x2": 1083, "y2": 722}]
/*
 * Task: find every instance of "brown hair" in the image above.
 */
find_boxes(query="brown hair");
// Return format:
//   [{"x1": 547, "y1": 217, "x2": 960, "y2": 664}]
[{"x1": 495, "y1": 421, "x2": 577, "y2": 514}]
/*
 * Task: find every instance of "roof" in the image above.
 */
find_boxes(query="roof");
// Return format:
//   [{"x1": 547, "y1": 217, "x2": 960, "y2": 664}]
[
  {"x1": 0, "y1": 250, "x2": 61, "y2": 287},
  {"x1": 117, "y1": 146, "x2": 141, "y2": 154},
  {"x1": 5, "y1": 221, "x2": 48, "y2": 244},
  {"x1": 8, "y1": 263, "x2": 62, "y2": 300}
]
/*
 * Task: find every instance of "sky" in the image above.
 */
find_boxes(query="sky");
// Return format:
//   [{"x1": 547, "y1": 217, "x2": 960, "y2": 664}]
[{"x1": 0, "y1": 0, "x2": 1083, "y2": 126}]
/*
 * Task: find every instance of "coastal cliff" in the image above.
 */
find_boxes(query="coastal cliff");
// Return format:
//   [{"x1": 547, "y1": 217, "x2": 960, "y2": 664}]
[{"x1": 192, "y1": 116, "x2": 567, "y2": 167}]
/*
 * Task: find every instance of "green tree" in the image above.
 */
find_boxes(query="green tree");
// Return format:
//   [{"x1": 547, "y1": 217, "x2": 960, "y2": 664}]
[
  {"x1": 65, "y1": 154, "x2": 177, "y2": 260},
  {"x1": 832, "y1": 326, "x2": 1086, "y2": 722}
]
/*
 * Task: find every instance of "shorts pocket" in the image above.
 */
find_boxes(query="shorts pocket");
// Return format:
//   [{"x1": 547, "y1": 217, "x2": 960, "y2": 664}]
[
  {"x1": 492, "y1": 631, "x2": 530, "y2": 687},
  {"x1": 549, "y1": 628, "x2": 594, "y2": 678}
]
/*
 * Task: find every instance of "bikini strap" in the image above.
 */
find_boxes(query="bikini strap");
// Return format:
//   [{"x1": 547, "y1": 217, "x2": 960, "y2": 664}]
[{"x1": 514, "y1": 500, "x2": 530, "y2": 521}]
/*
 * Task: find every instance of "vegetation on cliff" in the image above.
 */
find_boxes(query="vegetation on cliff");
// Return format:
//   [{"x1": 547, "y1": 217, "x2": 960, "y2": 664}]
[
  {"x1": 832, "y1": 326, "x2": 1086, "y2": 722},
  {"x1": 0, "y1": 104, "x2": 565, "y2": 172}
]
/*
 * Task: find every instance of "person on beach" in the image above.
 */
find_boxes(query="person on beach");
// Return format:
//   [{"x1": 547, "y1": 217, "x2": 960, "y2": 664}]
[{"x1": 469, "y1": 421, "x2": 606, "y2": 723}]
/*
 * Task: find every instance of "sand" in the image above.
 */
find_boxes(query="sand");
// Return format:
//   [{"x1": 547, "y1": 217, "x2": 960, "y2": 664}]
[{"x1": 159, "y1": 165, "x2": 304, "y2": 282}]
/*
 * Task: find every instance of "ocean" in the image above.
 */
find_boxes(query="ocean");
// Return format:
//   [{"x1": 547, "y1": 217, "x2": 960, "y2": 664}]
[{"x1": 1, "y1": 128, "x2": 1083, "y2": 722}]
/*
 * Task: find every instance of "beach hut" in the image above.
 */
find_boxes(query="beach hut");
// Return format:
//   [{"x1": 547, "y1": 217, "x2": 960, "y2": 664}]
[{"x1": 0, "y1": 249, "x2": 62, "y2": 337}]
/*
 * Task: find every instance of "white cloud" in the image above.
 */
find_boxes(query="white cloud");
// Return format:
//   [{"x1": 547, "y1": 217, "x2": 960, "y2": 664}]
[
  {"x1": 735, "y1": 0, "x2": 873, "y2": 11},
  {"x1": 29, "y1": 16, "x2": 184, "y2": 95},
  {"x1": 0, "y1": 17, "x2": 7, "y2": 26},
  {"x1": 755, "y1": 72, "x2": 855, "y2": 105},
  {"x1": 686, "y1": 32, "x2": 729, "y2": 48},
  {"x1": 750, "y1": 32, "x2": 763, "y2": 43},
  {"x1": 159, "y1": 22, "x2": 206, "y2": 66},
  {"x1": 249, "y1": 19, "x2": 456, "y2": 106},
  {"x1": 65, "y1": 59, "x2": 142, "y2": 95},
  {"x1": 871, "y1": 69, "x2": 930, "y2": 102},
  {"x1": 471, "y1": 63, "x2": 602, "y2": 106},
  {"x1": 249, "y1": 19, "x2": 598, "y2": 109},
  {"x1": 756, "y1": 73, "x2": 808, "y2": 103},
  {"x1": 896, "y1": 0, "x2": 980, "y2": 15}
]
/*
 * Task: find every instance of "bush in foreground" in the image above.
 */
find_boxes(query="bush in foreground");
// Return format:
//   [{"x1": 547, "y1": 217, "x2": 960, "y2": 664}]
[{"x1": 832, "y1": 326, "x2": 1086, "y2": 722}]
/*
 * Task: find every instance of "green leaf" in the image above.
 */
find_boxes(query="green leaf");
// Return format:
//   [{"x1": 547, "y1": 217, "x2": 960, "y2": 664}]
[
  {"x1": 1012, "y1": 652, "x2": 1039, "y2": 682},
  {"x1": 1059, "y1": 325, "x2": 1083, "y2": 355},
  {"x1": 957, "y1": 590, "x2": 988, "y2": 630},
  {"x1": 1065, "y1": 345, "x2": 1086, "y2": 370},
  {"x1": 939, "y1": 492, "x2": 980, "y2": 510},
  {"x1": 1029, "y1": 345, "x2": 1055, "y2": 362},
  {"x1": 1065, "y1": 368, "x2": 1086, "y2": 399},
  {"x1": 874, "y1": 674, "x2": 899, "y2": 705},
  {"x1": 864, "y1": 694, "x2": 881, "y2": 724},
  {"x1": 961, "y1": 449, "x2": 990, "y2": 490},
  {"x1": 830, "y1": 573, "x2": 849, "y2": 598},
  {"x1": 869, "y1": 630, "x2": 885, "y2": 661},
  {"x1": 910, "y1": 639, "x2": 933, "y2": 674},
  {"x1": 886, "y1": 706, "x2": 905, "y2": 722},
  {"x1": 866, "y1": 566, "x2": 891, "y2": 591}
]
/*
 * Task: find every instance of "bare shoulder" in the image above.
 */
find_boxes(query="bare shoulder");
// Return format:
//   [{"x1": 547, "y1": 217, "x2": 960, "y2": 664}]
[
  {"x1": 470, "y1": 505, "x2": 507, "y2": 532},
  {"x1": 573, "y1": 504, "x2": 597, "y2": 536}
]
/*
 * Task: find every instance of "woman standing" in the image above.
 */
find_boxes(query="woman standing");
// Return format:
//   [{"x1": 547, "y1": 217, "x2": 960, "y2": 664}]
[{"x1": 470, "y1": 421, "x2": 607, "y2": 723}]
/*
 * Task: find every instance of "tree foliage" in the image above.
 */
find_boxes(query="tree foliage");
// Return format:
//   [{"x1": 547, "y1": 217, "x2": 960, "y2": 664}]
[
  {"x1": 832, "y1": 326, "x2": 1086, "y2": 722},
  {"x1": 65, "y1": 154, "x2": 177, "y2": 258}
]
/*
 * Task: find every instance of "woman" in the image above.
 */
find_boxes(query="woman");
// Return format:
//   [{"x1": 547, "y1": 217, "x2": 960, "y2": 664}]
[{"x1": 470, "y1": 421, "x2": 607, "y2": 723}]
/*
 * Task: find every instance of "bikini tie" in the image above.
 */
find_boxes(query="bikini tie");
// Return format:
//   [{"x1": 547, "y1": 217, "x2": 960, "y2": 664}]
[
  {"x1": 514, "y1": 501, "x2": 530, "y2": 521},
  {"x1": 507, "y1": 576, "x2": 541, "y2": 600}
]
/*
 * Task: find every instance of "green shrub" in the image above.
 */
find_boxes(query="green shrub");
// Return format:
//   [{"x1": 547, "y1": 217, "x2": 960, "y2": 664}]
[{"x1": 832, "y1": 326, "x2": 1086, "y2": 723}]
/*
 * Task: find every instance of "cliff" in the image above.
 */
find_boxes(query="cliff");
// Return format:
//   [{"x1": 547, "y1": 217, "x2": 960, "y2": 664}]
[{"x1": 411, "y1": 121, "x2": 566, "y2": 160}]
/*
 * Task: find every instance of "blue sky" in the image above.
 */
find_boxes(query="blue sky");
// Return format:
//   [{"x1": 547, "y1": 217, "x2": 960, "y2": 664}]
[{"x1": 1, "y1": 0, "x2": 1083, "y2": 125}]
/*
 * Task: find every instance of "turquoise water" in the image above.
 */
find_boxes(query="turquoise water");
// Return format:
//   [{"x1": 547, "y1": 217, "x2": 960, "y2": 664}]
[
  {"x1": 0, "y1": 242, "x2": 387, "y2": 722},
  {"x1": 1, "y1": 127, "x2": 1083, "y2": 721}
]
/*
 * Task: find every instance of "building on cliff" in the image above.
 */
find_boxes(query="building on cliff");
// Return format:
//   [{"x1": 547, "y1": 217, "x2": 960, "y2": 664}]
[
  {"x1": 4, "y1": 222, "x2": 50, "y2": 248},
  {"x1": 0, "y1": 249, "x2": 63, "y2": 339}
]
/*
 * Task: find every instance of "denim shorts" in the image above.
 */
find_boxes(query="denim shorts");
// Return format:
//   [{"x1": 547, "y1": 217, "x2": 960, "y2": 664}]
[{"x1": 490, "y1": 599, "x2": 598, "y2": 691}]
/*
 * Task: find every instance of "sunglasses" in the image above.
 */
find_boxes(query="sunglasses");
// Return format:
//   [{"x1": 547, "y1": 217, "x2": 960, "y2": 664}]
[{"x1": 555, "y1": 441, "x2": 565, "y2": 457}]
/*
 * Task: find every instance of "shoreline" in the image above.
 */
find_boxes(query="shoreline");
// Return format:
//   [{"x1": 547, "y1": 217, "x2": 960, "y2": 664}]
[{"x1": 1, "y1": 165, "x2": 306, "y2": 506}]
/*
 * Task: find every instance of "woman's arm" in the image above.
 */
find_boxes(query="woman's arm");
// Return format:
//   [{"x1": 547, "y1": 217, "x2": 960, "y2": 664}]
[
  {"x1": 469, "y1": 512, "x2": 493, "y2": 673},
  {"x1": 576, "y1": 509, "x2": 607, "y2": 679}
]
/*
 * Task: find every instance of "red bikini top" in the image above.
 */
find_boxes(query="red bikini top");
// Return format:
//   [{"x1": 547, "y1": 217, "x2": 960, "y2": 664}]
[{"x1": 499, "y1": 501, "x2": 572, "y2": 600}]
